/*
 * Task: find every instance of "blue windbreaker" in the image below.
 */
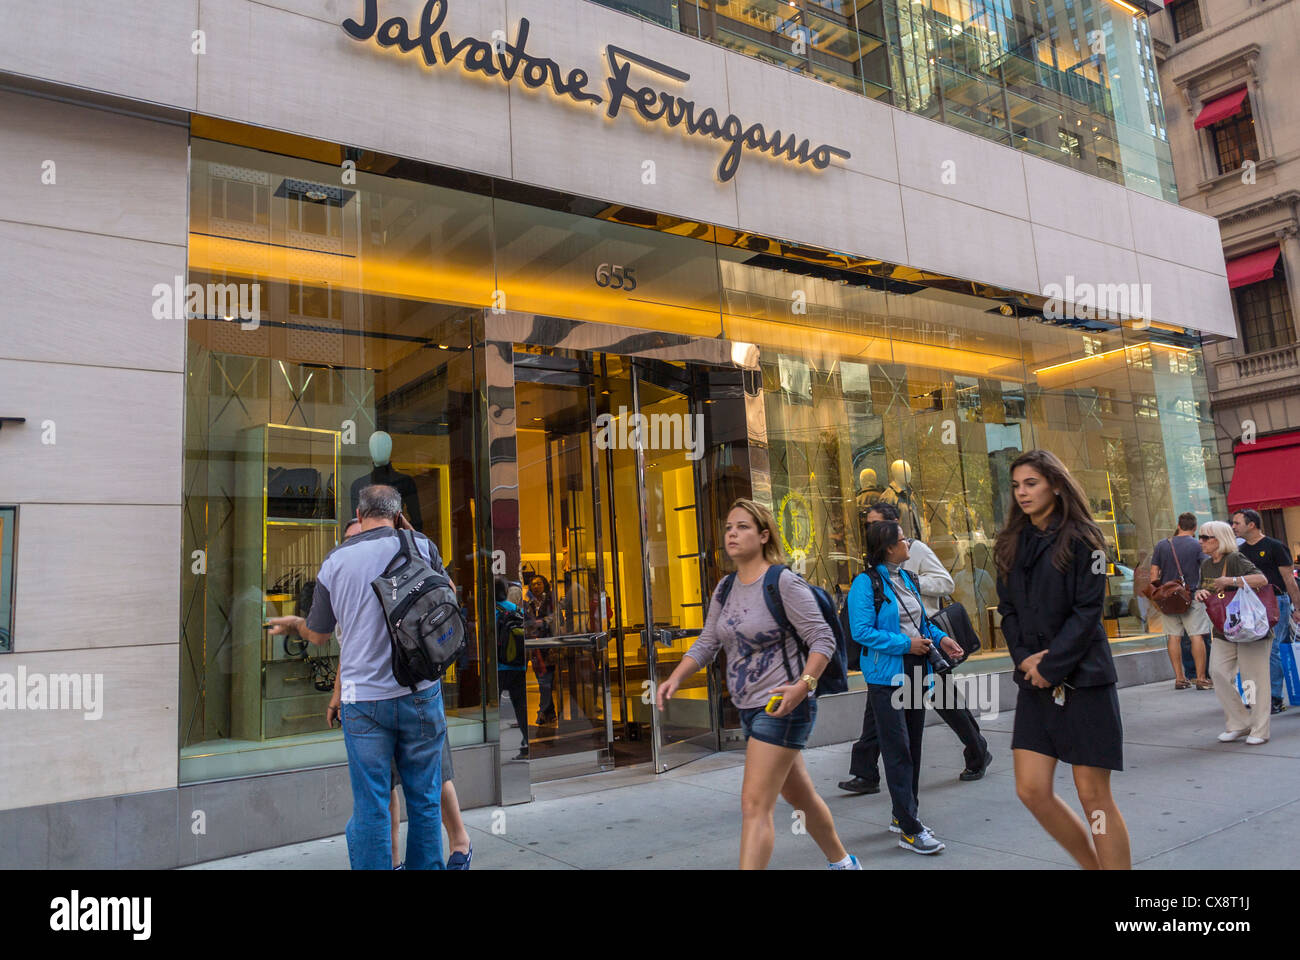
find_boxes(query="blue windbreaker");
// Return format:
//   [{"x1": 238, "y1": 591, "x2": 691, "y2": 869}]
[{"x1": 848, "y1": 564, "x2": 948, "y2": 687}]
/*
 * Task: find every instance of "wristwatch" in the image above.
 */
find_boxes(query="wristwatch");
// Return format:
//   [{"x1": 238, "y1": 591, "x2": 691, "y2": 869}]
[{"x1": 800, "y1": 673, "x2": 817, "y2": 693}]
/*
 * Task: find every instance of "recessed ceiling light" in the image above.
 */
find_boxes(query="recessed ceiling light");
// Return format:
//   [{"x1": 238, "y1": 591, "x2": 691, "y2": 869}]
[{"x1": 305, "y1": 188, "x2": 329, "y2": 201}]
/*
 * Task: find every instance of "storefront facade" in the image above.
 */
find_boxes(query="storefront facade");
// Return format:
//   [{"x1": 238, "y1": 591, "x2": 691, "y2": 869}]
[{"x1": 0, "y1": 0, "x2": 1234, "y2": 865}]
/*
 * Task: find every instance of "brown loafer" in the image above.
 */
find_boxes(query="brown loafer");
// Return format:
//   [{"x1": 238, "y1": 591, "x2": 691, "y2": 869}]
[
  {"x1": 1174, "y1": 679, "x2": 1191, "y2": 690},
  {"x1": 1194, "y1": 678, "x2": 1214, "y2": 690}
]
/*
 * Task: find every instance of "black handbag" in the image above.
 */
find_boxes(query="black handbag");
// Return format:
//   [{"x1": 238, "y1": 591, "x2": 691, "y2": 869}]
[{"x1": 929, "y1": 601, "x2": 982, "y2": 658}]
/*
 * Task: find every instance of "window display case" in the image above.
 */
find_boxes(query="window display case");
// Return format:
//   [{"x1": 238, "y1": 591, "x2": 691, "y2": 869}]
[{"x1": 232, "y1": 424, "x2": 342, "y2": 741}]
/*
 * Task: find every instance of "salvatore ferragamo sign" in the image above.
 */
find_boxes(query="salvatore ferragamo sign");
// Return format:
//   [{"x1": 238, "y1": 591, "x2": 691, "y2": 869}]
[{"x1": 342, "y1": 0, "x2": 852, "y2": 183}]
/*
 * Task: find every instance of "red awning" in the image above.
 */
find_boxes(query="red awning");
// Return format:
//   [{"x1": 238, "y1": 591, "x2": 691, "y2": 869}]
[
  {"x1": 1226, "y1": 246, "x2": 1281, "y2": 289},
  {"x1": 1194, "y1": 88, "x2": 1249, "y2": 129},
  {"x1": 1229, "y1": 431, "x2": 1300, "y2": 510}
]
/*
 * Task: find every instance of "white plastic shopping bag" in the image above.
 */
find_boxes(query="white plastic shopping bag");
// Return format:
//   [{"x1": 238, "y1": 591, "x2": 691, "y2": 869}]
[{"x1": 1224, "y1": 581, "x2": 1271, "y2": 642}]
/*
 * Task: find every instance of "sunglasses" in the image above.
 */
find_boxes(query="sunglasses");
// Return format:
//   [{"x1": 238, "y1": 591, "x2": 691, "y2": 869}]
[{"x1": 1198, "y1": 535, "x2": 1213, "y2": 540}]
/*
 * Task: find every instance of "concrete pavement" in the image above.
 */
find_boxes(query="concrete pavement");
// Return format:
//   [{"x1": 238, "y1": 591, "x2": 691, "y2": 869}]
[{"x1": 188, "y1": 678, "x2": 1300, "y2": 869}]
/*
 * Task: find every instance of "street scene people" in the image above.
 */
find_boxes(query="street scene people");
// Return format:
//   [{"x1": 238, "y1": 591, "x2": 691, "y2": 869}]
[
  {"x1": 994, "y1": 450, "x2": 1131, "y2": 870},
  {"x1": 656, "y1": 499, "x2": 862, "y2": 869},
  {"x1": 268, "y1": 485, "x2": 451, "y2": 870}
]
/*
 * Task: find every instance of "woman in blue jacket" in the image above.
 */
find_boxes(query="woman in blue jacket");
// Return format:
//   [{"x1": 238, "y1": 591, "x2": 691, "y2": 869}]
[{"x1": 849, "y1": 520, "x2": 965, "y2": 855}]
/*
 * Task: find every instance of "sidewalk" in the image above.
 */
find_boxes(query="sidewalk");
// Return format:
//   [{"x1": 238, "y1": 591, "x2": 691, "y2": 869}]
[{"x1": 188, "y1": 679, "x2": 1300, "y2": 869}]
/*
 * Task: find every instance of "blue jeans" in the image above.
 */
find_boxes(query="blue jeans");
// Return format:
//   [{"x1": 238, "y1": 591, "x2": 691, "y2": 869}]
[
  {"x1": 1270, "y1": 594, "x2": 1293, "y2": 701},
  {"x1": 738, "y1": 696, "x2": 818, "y2": 749},
  {"x1": 342, "y1": 684, "x2": 445, "y2": 870}
]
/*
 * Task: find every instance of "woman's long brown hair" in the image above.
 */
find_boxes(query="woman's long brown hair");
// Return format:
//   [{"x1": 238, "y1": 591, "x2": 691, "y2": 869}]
[{"x1": 993, "y1": 449, "x2": 1105, "y2": 578}]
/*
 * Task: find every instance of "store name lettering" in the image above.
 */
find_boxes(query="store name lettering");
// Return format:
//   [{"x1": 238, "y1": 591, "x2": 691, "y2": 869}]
[{"x1": 342, "y1": 0, "x2": 851, "y2": 183}]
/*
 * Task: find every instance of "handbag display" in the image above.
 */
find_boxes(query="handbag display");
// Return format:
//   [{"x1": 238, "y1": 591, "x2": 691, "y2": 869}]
[{"x1": 1142, "y1": 538, "x2": 1192, "y2": 616}]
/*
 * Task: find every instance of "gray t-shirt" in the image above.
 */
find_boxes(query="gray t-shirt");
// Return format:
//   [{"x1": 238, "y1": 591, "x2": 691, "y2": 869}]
[
  {"x1": 685, "y1": 568, "x2": 836, "y2": 709},
  {"x1": 885, "y1": 563, "x2": 927, "y2": 639},
  {"x1": 1151, "y1": 535, "x2": 1205, "y2": 587},
  {"x1": 307, "y1": 527, "x2": 444, "y2": 702}
]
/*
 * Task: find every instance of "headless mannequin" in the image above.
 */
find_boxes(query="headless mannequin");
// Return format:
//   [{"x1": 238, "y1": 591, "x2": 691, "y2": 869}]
[
  {"x1": 879, "y1": 459, "x2": 927, "y2": 541},
  {"x1": 855, "y1": 467, "x2": 883, "y2": 512},
  {"x1": 349, "y1": 430, "x2": 423, "y2": 531}
]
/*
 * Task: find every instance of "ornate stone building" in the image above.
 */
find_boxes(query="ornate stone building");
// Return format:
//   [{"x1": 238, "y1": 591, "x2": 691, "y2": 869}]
[{"x1": 1154, "y1": 0, "x2": 1300, "y2": 548}]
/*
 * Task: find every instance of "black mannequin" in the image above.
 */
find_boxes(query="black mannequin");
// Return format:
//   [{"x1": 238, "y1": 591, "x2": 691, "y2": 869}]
[{"x1": 349, "y1": 430, "x2": 423, "y2": 531}]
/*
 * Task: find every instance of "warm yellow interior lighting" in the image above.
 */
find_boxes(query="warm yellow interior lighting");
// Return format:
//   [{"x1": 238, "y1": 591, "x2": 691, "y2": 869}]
[
  {"x1": 1032, "y1": 342, "x2": 1192, "y2": 377},
  {"x1": 1103, "y1": 0, "x2": 1142, "y2": 16},
  {"x1": 189, "y1": 233, "x2": 723, "y2": 338},
  {"x1": 724, "y1": 315, "x2": 1024, "y2": 380}
]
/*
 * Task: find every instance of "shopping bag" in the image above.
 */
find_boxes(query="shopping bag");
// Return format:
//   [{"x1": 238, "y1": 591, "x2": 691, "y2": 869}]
[{"x1": 1224, "y1": 581, "x2": 1271, "y2": 643}]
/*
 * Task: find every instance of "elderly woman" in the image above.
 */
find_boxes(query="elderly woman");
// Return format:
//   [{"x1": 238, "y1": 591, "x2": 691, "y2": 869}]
[{"x1": 1194, "y1": 521, "x2": 1273, "y2": 745}]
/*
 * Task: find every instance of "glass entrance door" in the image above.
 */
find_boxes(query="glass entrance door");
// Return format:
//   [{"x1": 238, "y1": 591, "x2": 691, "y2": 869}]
[
  {"x1": 628, "y1": 360, "x2": 718, "y2": 771},
  {"x1": 511, "y1": 350, "x2": 720, "y2": 776}
]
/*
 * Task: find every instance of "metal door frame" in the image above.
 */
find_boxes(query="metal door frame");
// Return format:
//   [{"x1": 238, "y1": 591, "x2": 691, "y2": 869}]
[{"x1": 484, "y1": 312, "x2": 767, "y2": 802}]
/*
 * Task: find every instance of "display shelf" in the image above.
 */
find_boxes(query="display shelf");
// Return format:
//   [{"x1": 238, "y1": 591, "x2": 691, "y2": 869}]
[{"x1": 232, "y1": 423, "x2": 342, "y2": 742}]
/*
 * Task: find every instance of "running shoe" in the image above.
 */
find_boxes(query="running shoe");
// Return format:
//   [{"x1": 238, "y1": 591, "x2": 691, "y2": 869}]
[{"x1": 898, "y1": 826, "x2": 945, "y2": 855}]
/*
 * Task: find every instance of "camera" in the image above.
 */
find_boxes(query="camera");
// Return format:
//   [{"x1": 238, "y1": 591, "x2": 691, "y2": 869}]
[{"x1": 925, "y1": 641, "x2": 954, "y2": 676}]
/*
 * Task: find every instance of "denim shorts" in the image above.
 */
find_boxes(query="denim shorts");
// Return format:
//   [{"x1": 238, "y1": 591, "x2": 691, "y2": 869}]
[{"x1": 738, "y1": 696, "x2": 817, "y2": 750}]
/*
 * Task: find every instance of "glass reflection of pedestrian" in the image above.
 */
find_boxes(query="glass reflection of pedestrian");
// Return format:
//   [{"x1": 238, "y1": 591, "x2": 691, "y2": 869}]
[
  {"x1": 525, "y1": 574, "x2": 558, "y2": 726},
  {"x1": 496, "y1": 577, "x2": 530, "y2": 760}
]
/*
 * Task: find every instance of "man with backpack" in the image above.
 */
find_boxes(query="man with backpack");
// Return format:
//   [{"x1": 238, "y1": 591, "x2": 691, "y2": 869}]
[
  {"x1": 269, "y1": 484, "x2": 451, "y2": 870},
  {"x1": 838, "y1": 502, "x2": 991, "y2": 795}
]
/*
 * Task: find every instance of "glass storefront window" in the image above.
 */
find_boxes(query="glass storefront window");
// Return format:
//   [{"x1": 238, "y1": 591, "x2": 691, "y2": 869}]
[
  {"x1": 180, "y1": 121, "x2": 1215, "y2": 781},
  {"x1": 181, "y1": 138, "x2": 493, "y2": 782}
]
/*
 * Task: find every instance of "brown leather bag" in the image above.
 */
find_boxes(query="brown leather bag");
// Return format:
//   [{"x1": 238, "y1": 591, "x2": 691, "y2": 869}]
[{"x1": 1143, "y1": 538, "x2": 1192, "y2": 615}]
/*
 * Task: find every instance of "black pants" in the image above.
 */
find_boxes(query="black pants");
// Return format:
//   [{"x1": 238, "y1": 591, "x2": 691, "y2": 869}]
[
  {"x1": 500, "y1": 669, "x2": 530, "y2": 744},
  {"x1": 867, "y1": 682, "x2": 926, "y2": 836},
  {"x1": 851, "y1": 657, "x2": 987, "y2": 780}
]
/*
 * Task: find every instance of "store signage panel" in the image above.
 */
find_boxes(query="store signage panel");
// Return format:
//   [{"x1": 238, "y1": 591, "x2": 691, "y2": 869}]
[{"x1": 341, "y1": 0, "x2": 852, "y2": 183}]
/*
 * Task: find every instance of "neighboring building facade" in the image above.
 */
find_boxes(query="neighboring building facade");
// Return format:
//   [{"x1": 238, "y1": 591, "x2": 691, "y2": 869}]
[
  {"x1": 1152, "y1": 0, "x2": 1300, "y2": 548},
  {"x1": 0, "y1": 0, "x2": 1232, "y2": 866}
]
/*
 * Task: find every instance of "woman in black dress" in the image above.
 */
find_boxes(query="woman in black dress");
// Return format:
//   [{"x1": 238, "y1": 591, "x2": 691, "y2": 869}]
[{"x1": 994, "y1": 449, "x2": 1130, "y2": 869}]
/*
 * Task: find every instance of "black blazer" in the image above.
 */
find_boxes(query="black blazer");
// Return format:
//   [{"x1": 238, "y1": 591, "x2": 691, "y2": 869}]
[{"x1": 995, "y1": 519, "x2": 1117, "y2": 690}]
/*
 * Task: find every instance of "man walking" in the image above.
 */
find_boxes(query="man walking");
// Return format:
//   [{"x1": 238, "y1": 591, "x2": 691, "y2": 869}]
[
  {"x1": 1150, "y1": 512, "x2": 1212, "y2": 690},
  {"x1": 839, "y1": 502, "x2": 991, "y2": 795},
  {"x1": 1231, "y1": 509, "x2": 1300, "y2": 714},
  {"x1": 270, "y1": 484, "x2": 449, "y2": 869}
]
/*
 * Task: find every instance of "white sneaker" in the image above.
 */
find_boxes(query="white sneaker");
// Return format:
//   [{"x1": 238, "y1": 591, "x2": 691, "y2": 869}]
[
  {"x1": 889, "y1": 816, "x2": 901, "y2": 834},
  {"x1": 1245, "y1": 736, "x2": 1268, "y2": 745},
  {"x1": 1217, "y1": 729, "x2": 1250, "y2": 742}
]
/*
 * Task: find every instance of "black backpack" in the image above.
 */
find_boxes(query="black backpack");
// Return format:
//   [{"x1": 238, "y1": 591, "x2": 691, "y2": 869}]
[
  {"x1": 370, "y1": 530, "x2": 466, "y2": 690},
  {"x1": 718, "y1": 565, "x2": 850, "y2": 695},
  {"x1": 837, "y1": 568, "x2": 892, "y2": 672}
]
